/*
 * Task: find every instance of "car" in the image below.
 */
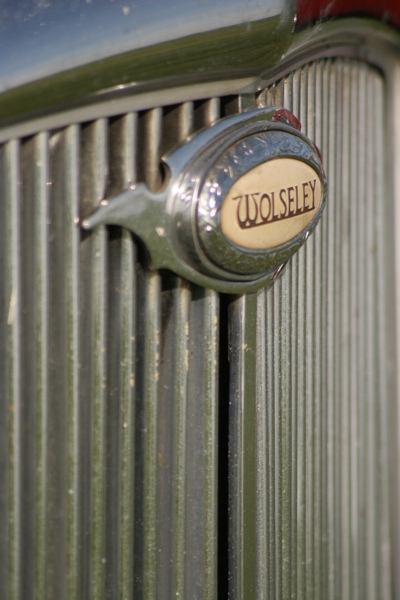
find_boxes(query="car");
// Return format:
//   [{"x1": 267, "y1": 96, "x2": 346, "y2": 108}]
[{"x1": 0, "y1": 0, "x2": 398, "y2": 598}]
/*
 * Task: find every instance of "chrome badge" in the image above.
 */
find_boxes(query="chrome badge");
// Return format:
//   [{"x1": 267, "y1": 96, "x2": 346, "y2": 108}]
[{"x1": 82, "y1": 107, "x2": 327, "y2": 293}]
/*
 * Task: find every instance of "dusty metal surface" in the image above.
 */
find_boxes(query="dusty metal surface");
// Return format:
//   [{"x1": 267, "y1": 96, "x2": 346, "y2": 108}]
[
  {"x1": 235, "y1": 58, "x2": 392, "y2": 600},
  {"x1": 0, "y1": 57, "x2": 395, "y2": 600}
]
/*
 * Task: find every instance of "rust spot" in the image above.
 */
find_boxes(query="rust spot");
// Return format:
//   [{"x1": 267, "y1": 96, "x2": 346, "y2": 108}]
[{"x1": 273, "y1": 108, "x2": 301, "y2": 131}]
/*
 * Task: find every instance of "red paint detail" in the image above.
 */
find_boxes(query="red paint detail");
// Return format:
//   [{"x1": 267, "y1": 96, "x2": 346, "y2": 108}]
[
  {"x1": 313, "y1": 143, "x2": 323, "y2": 164},
  {"x1": 273, "y1": 108, "x2": 302, "y2": 131},
  {"x1": 296, "y1": 0, "x2": 400, "y2": 29},
  {"x1": 313, "y1": 144, "x2": 326, "y2": 177}
]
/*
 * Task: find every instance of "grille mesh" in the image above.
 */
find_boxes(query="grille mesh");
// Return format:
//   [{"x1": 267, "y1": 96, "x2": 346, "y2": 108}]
[
  {"x1": 239, "y1": 59, "x2": 393, "y2": 600},
  {"x1": 0, "y1": 58, "x2": 394, "y2": 599}
]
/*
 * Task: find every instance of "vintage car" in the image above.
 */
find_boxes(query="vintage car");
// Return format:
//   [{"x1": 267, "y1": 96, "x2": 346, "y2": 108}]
[{"x1": 0, "y1": 0, "x2": 398, "y2": 598}]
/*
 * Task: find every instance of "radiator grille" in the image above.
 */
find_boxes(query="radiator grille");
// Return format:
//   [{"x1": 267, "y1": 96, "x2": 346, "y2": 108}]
[{"x1": 0, "y1": 58, "x2": 394, "y2": 600}]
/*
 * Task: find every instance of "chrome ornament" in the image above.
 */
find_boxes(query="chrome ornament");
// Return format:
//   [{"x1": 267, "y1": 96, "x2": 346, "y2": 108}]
[{"x1": 82, "y1": 107, "x2": 327, "y2": 293}]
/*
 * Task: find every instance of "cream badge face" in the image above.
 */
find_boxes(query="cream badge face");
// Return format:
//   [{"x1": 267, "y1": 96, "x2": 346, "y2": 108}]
[{"x1": 220, "y1": 158, "x2": 323, "y2": 250}]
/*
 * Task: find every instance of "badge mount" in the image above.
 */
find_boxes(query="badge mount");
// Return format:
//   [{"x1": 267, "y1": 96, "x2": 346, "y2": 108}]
[{"x1": 82, "y1": 107, "x2": 327, "y2": 293}]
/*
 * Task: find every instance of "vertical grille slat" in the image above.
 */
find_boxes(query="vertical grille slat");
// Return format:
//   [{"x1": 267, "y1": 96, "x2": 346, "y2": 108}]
[
  {"x1": 254, "y1": 290, "x2": 268, "y2": 599},
  {"x1": 324, "y1": 59, "x2": 339, "y2": 600},
  {"x1": 312, "y1": 61, "x2": 324, "y2": 600},
  {"x1": 4, "y1": 139, "x2": 22, "y2": 600},
  {"x1": 141, "y1": 108, "x2": 163, "y2": 191},
  {"x1": 374, "y1": 70, "x2": 392, "y2": 600},
  {"x1": 170, "y1": 280, "x2": 191, "y2": 599},
  {"x1": 32, "y1": 131, "x2": 50, "y2": 600},
  {"x1": 86, "y1": 119, "x2": 109, "y2": 600},
  {"x1": 113, "y1": 114, "x2": 138, "y2": 600},
  {"x1": 194, "y1": 102, "x2": 219, "y2": 600},
  {"x1": 155, "y1": 275, "x2": 190, "y2": 598},
  {"x1": 229, "y1": 293, "x2": 258, "y2": 600},
  {"x1": 138, "y1": 270, "x2": 161, "y2": 600},
  {"x1": 355, "y1": 63, "x2": 368, "y2": 600},
  {"x1": 64, "y1": 124, "x2": 81, "y2": 600},
  {"x1": 200, "y1": 289, "x2": 219, "y2": 600},
  {"x1": 185, "y1": 287, "x2": 219, "y2": 600},
  {"x1": 0, "y1": 57, "x2": 395, "y2": 600}
]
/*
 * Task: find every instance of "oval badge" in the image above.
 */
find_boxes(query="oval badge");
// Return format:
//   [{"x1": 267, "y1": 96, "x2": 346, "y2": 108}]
[
  {"x1": 220, "y1": 158, "x2": 323, "y2": 250},
  {"x1": 194, "y1": 123, "x2": 327, "y2": 277}
]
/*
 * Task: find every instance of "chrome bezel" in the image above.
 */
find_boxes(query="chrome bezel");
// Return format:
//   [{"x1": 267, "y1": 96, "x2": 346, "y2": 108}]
[{"x1": 192, "y1": 127, "x2": 325, "y2": 276}]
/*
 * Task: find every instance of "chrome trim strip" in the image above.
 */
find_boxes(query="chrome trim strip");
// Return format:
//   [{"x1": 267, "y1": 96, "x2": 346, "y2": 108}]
[
  {"x1": 388, "y1": 58, "x2": 400, "y2": 600},
  {"x1": 0, "y1": 79, "x2": 254, "y2": 150},
  {"x1": 0, "y1": 20, "x2": 398, "y2": 145}
]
